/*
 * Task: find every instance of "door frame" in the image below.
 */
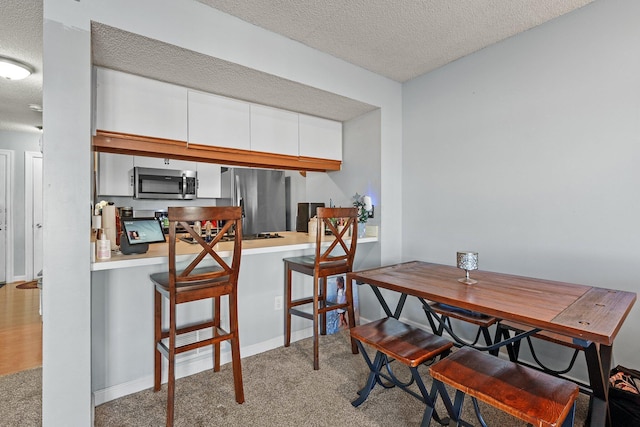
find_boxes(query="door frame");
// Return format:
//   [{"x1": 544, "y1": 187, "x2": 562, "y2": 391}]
[
  {"x1": 0, "y1": 149, "x2": 14, "y2": 284},
  {"x1": 25, "y1": 151, "x2": 43, "y2": 281}
]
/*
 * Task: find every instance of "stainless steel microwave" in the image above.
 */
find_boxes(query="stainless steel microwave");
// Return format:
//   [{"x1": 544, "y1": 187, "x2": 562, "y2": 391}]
[{"x1": 133, "y1": 167, "x2": 197, "y2": 200}]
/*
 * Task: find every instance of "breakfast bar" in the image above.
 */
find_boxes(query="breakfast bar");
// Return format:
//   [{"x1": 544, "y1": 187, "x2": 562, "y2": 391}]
[{"x1": 90, "y1": 231, "x2": 378, "y2": 404}]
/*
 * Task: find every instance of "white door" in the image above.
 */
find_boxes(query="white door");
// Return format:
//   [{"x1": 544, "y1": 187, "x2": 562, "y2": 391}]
[
  {"x1": 26, "y1": 152, "x2": 43, "y2": 280},
  {"x1": 0, "y1": 150, "x2": 13, "y2": 285}
]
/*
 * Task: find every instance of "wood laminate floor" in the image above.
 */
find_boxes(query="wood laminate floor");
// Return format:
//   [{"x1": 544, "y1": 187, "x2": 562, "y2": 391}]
[{"x1": 0, "y1": 281, "x2": 42, "y2": 376}]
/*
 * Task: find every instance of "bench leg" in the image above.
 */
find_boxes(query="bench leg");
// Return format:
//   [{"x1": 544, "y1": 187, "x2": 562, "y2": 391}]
[
  {"x1": 351, "y1": 346, "x2": 386, "y2": 407},
  {"x1": 435, "y1": 379, "x2": 469, "y2": 427},
  {"x1": 562, "y1": 402, "x2": 576, "y2": 427},
  {"x1": 352, "y1": 341, "x2": 449, "y2": 426},
  {"x1": 409, "y1": 366, "x2": 448, "y2": 427}
]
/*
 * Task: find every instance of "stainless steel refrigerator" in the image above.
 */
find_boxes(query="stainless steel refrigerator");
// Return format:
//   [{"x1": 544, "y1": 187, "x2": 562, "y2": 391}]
[{"x1": 220, "y1": 168, "x2": 286, "y2": 236}]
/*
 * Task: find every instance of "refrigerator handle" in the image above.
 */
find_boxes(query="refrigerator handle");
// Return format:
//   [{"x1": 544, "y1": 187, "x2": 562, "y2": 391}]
[{"x1": 235, "y1": 175, "x2": 245, "y2": 217}]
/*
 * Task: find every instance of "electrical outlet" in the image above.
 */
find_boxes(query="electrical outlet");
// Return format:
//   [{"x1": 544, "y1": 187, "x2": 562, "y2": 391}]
[{"x1": 274, "y1": 296, "x2": 283, "y2": 310}]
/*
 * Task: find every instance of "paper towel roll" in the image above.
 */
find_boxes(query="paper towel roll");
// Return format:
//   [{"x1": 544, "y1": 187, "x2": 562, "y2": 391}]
[
  {"x1": 102, "y1": 205, "x2": 117, "y2": 250},
  {"x1": 92, "y1": 215, "x2": 102, "y2": 229}
]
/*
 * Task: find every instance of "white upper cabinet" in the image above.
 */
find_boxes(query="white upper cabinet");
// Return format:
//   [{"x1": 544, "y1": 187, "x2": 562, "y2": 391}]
[
  {"x1": 133, "y1": 156, "x2": 197, "y2": 171},
  {"x1": 250, "y1": 105, "x2": 299, "y2": 156},
  {"x1": 95, "y1": 67, "x2": 188, "y2": 141},
  {"x1": 188, "y1": 90, "x2": 250, "y2": 150},
  {"x1": 97, "y1": 153, "x2": 134, "y2": 196},
  {"x1": 298, "y1": 114, "x2": 342, "y2": 161},
  {"x1": 196, "y1": 163, "x2": 222, "y2": 198}
]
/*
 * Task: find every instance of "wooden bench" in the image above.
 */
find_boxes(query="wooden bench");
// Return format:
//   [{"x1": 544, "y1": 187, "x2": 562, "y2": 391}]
[
  {"x1": 350, "y1": 317, "x2": 454, "y2": 426},
  {"x1": 496, "y1": 320, "x2": 589, "y2": 380},
  {"x1": 430, "y1": 346, "x2": 580, "y2": 427},
  {"x1": 423, "y1": 302, "x2": 499, "y2": 349}
]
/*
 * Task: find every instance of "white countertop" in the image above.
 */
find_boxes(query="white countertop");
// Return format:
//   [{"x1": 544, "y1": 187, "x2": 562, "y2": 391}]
[{"x1": 91, "y1": 231, "x2": 378, "y2": 271}]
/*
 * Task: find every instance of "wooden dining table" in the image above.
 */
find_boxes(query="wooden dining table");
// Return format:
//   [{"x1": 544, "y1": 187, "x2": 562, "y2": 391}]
[{"x1": 347, "y1": 261, "x2": 637, "y2": 427}]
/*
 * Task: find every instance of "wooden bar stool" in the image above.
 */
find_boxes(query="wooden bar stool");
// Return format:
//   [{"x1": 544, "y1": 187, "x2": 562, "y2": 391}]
[
  {"x1": 350, "y1": 317, "x2": 454, "y2": 426},
  {"x1": 151, "y1": 206, "x2": 244, "y2": 427},
  {"x1": 430, "y1": 346, "x2": 580, "y2": 427},
  {"x1": 283, "y1": 207, "x2": 359, "y2": 370}
]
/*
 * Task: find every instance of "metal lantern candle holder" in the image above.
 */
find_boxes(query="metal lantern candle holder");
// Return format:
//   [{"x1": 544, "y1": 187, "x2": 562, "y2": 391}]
[{"x1": 457, "y1": 251, "x2": 478, "y2": 284}]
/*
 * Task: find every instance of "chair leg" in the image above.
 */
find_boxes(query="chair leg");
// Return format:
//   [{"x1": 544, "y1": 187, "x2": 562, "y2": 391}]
[
  {"x1": 166, "y1": 298, "x2": 176, "y2": 427},
  {"x1": 154, "y1": 290, "x2": 162, "y2": 391},
  {"x1": 346, "y1": 277, "x2": 358, "y2": 354},
  {"x1": 284, "y1": 264, "x2": 292, "y2": 347},
  {"x1": 319, "y1": 277, "x2": 327, "y2": 336},
  {"x1": 229, "y1": 291, "x2": 245, "y2": 404},
  {"x1": 313, "y1": 275, "x2": 320, "y2": 370},
  {"x1": 213, "y1": 297, "x2": 221, "y2": 372}
]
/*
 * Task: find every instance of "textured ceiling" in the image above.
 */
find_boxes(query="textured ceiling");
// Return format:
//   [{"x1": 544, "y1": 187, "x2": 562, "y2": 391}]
[
  {"x1": 91, "y1": 23, "x2": 376, "y2": 122},
  {"x1": 197, "y1": 0, "x2": 595, "y2": 82},
  {"x1": 1, "y1": 0, "x2": 595, "y2": 133},
  {"x1": 0, "y1": 0, "x2": 42, "y2": 134}
]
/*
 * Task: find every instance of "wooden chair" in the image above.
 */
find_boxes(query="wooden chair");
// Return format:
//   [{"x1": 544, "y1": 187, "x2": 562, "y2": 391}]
[
  {"x1": 151, "y1": 206, "x2": 244, "y2": 427},
  {"x1": 430, "y1": 346, "x2": 580, "y2": 427},
  {"x1": 283, "y1": 207, "x2": 359, "y2": 370},
  {"x1": 350, "y1": 317, "x2": 454, "y2": 426}
]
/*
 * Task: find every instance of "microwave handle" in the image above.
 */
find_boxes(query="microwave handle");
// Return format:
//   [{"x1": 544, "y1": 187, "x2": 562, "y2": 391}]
[{"x1": 182, "y1": 174, "x2": 187, "y2": 198}]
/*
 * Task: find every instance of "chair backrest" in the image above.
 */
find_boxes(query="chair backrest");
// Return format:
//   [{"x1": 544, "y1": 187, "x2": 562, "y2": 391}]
[
  {"x1": 314, "y1": 207, "x2": 358, "y2": 275},
  {"x1": 167, "y1": 206, "x2": 243, "y2": 292}
]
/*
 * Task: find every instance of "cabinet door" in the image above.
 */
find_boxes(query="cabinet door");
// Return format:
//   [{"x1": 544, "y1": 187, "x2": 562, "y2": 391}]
[
  {"x1": 250, "y1": 105, "x2": 299, "y2": 156},
  {"x1": 95, "y1": 67, "x2": 188, "y2": 141},
  {"x1": 196, "y1": 163, "x2": 221, "y2": 198},
  {"x1": 188, "y1": 91, "x2": 250, "y2": 150},
  {"x1": 299, "y1": 114, "x2": 342, "y2": 161},
  {"x1": 133, "y1": 157, "x2": 196, "y2": 171},
  {"x1": 97, "y1": 153, "x2": 133, "y2": 196}
]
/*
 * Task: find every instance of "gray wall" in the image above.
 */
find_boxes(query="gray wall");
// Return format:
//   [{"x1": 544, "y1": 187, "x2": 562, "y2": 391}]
[
  {"x1": 0, "y1": 130, "x2": 41, "y2": 278},
  {"x1": 306, "y1": 109, "x2": 383, "y2": 321},
  {"x1": 402, "y1": 0, "x2": 640, "y2": 371}
]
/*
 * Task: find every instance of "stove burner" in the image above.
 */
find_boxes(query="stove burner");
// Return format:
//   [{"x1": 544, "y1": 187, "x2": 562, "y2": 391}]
[
  {"x1": 255, "y1": 233, "x2": 283, "y2": 239},
  {"x1": 179, "y1": 233, "x2": 285, "y2": 244}
]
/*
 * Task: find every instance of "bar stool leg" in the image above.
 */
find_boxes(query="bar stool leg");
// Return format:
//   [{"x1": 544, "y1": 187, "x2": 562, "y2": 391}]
[
  {"x1": 284, "y1": 264, "x2": 292, "y2": 347},
  {"x1": 154, "y1": 290, "x2": 162, "y2": 391},
  {"x1": 213, "y1": 296, "x2": 221, "y2": 372},
  {"x1": 319, "y1": 277, "x2": 327, "y2": 336},
  {"x1": 229, "y1": 291, "x2": 244, "y2": 403},
  {"x1": 312, "y1": 275, "x2": 320, "y2": 370},
  {"x1": 167, "y1": 299, "x2": 177, "y2": 427}
]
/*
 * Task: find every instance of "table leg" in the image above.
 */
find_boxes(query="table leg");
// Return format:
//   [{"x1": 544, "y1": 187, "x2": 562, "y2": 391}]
[
  {"x1": 585, "y1": 343, "x2": 613, "y2": 427},
  {"x1": 367, "y1": 284, "x2": 407, "y2": 319}
]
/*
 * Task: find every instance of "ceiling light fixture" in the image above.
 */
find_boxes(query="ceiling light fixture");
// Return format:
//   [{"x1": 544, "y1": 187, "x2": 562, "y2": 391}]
[{"x1": 0, "y1": 56, "x2": 34, "y2": 80}]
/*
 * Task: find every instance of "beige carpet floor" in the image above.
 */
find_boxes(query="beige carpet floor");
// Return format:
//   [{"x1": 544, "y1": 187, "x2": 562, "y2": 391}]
[{"x1": 0, "y1": 331, "x2": 590, "y2": 426}]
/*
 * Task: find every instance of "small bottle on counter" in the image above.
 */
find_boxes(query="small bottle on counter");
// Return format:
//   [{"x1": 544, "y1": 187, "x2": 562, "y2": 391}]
[
  {"x1": 96, "y1": 229, "x2": 111, "y2": 260},
  {"x1": 204, "y1": 221, "x2": 212, "y2": 243}
]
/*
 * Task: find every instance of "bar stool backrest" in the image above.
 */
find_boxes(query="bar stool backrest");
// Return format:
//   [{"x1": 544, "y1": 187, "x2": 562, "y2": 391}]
[
  {"x1": 167, "y1": 206, "x2": 243, "y2": 297},
  {"x1": 314, "y1": 207, "x2": 358, "y2": 276}
]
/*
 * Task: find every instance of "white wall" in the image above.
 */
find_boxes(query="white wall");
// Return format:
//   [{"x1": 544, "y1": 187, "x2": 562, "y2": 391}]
[
  {"x1": 402, "y1": 0, "x2": 639, "y2": 370},
  {"x1": 43, "y1": 0, "x2": 401, "y2": 425},
  {"x1": 0, "y1": 131, "x2": 40, "y2": 279}
]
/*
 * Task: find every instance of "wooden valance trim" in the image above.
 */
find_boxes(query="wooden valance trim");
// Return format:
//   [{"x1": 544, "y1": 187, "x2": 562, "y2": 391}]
[{"x1": 92, "y1": 130, "x2": 341, "y2": 172}]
